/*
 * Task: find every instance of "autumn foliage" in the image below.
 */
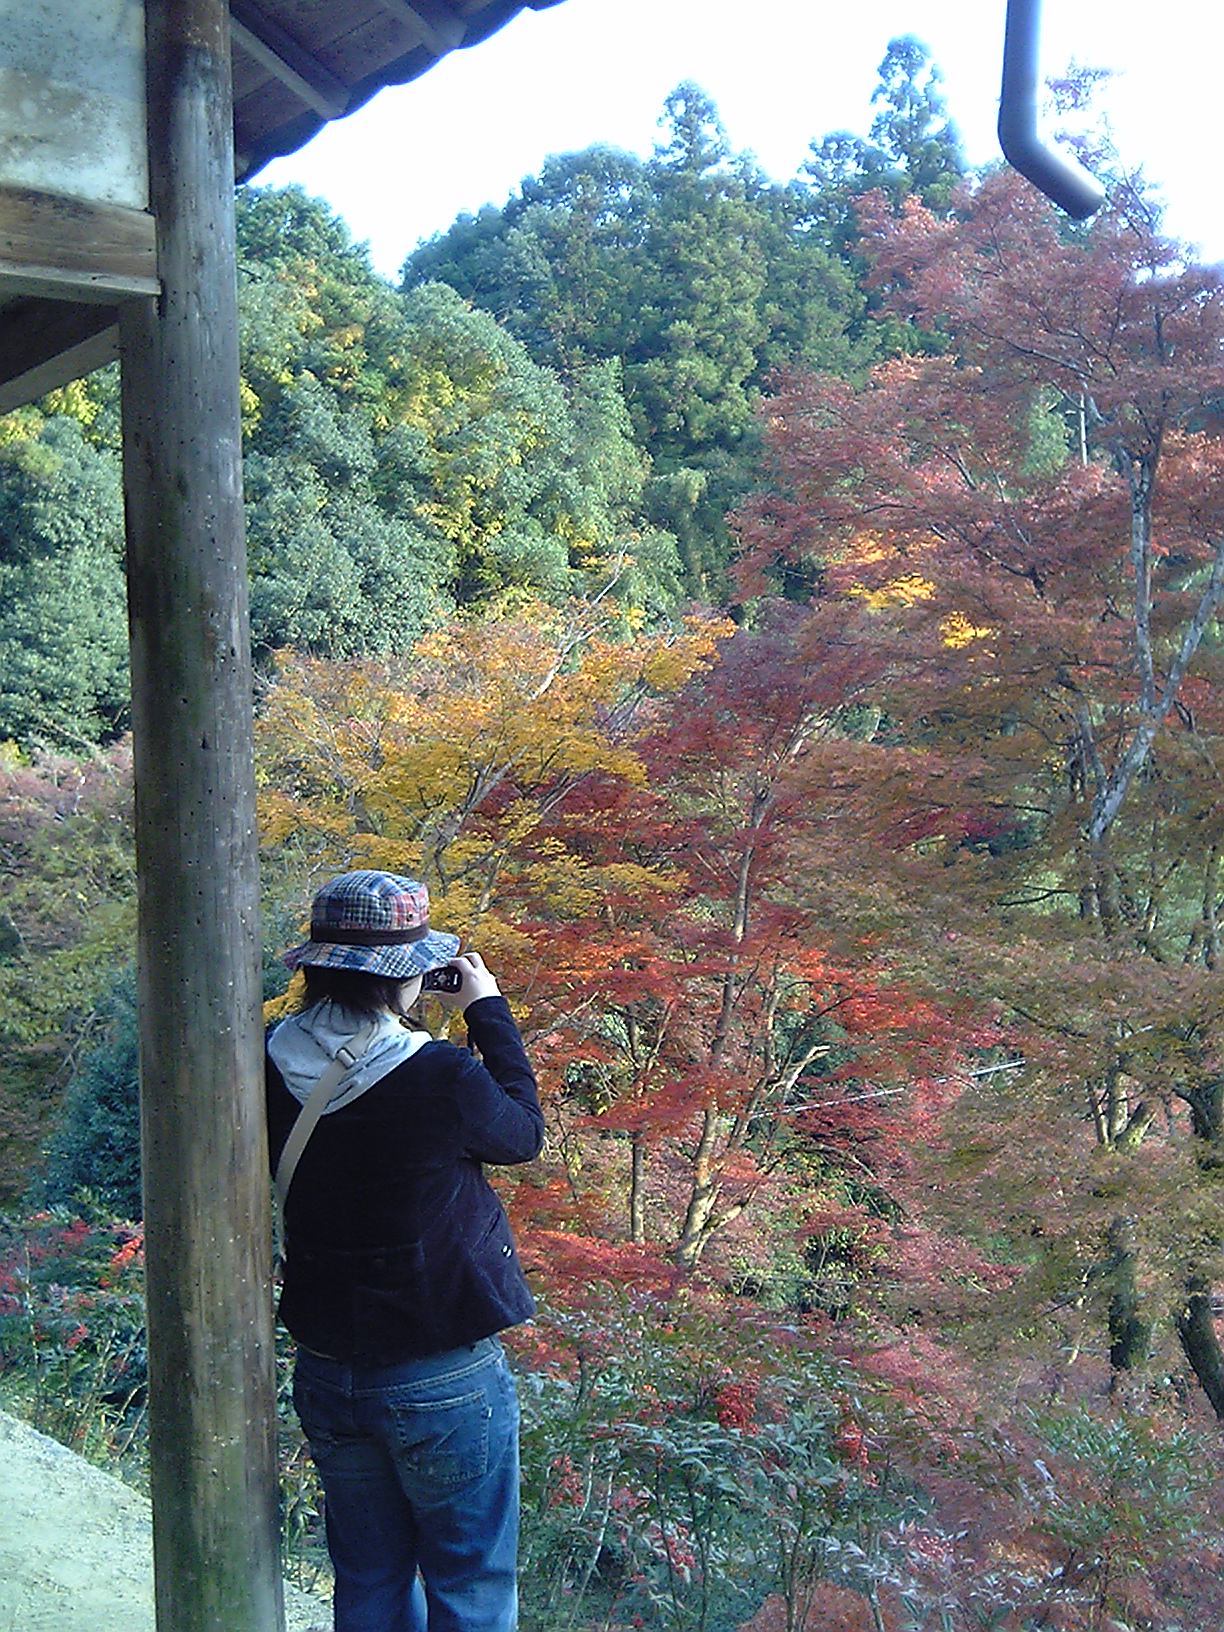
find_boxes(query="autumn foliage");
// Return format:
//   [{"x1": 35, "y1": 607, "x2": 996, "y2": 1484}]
[
  {"x1": 147, "y1": 174, "x2": 1224, "y2": 1622},
  {"x1": 4, "y1": 146, "x2": 1224, "y2": 1632},
  {"x1": 736, "y1": 167, "x2": 1224, "y2": 1431}
]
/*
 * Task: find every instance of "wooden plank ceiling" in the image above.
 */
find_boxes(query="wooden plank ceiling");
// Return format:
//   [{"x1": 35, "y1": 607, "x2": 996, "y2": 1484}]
[{"x1": 0, "y1": 0, "x2": 567, "y2": 412}]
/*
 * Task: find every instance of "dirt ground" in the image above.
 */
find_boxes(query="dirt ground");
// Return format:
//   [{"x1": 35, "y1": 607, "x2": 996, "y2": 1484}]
[{"x1": 0, "y1": 1409, "x2": 327, "y2": 1632}]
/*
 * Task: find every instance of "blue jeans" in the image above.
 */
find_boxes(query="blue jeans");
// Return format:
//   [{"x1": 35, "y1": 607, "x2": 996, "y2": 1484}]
[{"x1": 293, "y1": 1338, "x2": 521, "y2": 1632}]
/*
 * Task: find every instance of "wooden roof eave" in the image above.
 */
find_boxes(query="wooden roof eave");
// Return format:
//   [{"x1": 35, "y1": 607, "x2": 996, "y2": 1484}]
[
  {"x1": 231, "y1": 0, "x2": 567, "y2": 179},
  {"x1": 0, "y1": 0, "x2": 567, "y2": 414}
]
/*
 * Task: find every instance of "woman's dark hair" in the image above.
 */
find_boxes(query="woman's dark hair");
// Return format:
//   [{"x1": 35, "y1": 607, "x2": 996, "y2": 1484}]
[{"x1": 301, "y1": 965, "x2": 413, "y2": 1017}]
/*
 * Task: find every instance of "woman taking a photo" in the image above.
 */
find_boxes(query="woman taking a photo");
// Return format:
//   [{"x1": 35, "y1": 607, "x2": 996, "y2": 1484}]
[{"x1": 266, "y1": 869, "x2": 543, "y2": 1632}]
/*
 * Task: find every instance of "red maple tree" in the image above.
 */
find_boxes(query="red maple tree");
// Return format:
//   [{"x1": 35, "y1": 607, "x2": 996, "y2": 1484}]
[{"x1": 735, "y1": 169, "x2": 1224, "y2": 1415}]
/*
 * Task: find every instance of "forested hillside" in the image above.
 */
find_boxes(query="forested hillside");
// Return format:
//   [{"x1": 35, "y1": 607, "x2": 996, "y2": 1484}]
[
  {"x1": 3, "y1": 40, "x2": 1224, "y2": 1632},
  {"x1": 403, "y1": 43, "x2": 963, "y2": 593},
  {"x1": 0, "y1": 39, "x2": 963, "y2": 751},
  {"x1": 0, "y1": 189, "x2": 678, "y2": 746}
]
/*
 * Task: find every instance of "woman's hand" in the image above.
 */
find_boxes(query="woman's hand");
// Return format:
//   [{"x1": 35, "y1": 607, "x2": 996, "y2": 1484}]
[{"x1": 435, "y1": 951, "x2": 501, "y2": 1011}]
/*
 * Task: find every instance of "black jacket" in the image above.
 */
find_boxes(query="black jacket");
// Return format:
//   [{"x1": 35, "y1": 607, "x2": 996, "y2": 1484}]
[{"x1": 266, "y1": 995, "x2": 543, "y2": 1363}]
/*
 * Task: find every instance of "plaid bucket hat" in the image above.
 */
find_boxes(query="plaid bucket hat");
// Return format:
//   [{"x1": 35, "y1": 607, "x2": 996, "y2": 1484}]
[{"x1": 283, "y1": 871, "x2": 460, "y2": 980}]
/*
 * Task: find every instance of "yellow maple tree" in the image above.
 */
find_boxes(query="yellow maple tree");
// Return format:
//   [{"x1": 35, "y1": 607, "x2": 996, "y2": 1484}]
[{"x1": 257, "y1": 600, "x2": 730, "y2": 966}]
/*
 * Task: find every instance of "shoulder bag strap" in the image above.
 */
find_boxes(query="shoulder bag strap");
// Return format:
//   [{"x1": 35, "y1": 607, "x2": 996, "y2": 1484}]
[{"x1": 274, "y1": 1020, "x2": 380, "y2": 1208}]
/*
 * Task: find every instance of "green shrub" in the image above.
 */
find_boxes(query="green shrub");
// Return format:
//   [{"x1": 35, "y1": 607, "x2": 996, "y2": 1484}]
[
  {"x1": 34, "y1": 950, "x2": 296, "y2": 1220},
  {"x1": 511, "y1": 1290, "x2": 917, "y2": 1632},
  {"x1": 36, "y1": 972, "x2": 141, "y2": 1218}
]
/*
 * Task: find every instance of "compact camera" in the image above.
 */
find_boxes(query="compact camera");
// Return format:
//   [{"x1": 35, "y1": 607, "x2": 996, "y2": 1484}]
[{"x1": 422, "y1": 965, "x2": 463, "y2": 993}]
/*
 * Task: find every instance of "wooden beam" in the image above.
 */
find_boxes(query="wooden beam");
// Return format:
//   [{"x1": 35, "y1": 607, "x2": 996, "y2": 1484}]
[
  {"x1": 376, "y1": 0, "x2": 467, "y2": 56},
  {"x1": 229, "y1": 0, "x2": 350, "y2": 119},
  {"x1": 0, "y1": 300, "x2": 118, "y2": 414},
  {"x1": 120, "y1": 1, "x2": 282, "y2": 1629},
  {"x1": 0, "y1": 184, "x2": 158, "y2": 301}
]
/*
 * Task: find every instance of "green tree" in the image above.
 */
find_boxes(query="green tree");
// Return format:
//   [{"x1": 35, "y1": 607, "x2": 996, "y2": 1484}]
[
  {"x1": 800, "y1": 130, "x2": 892, "y2": 256},
  {"x1": 402, "y1": 84, "x2": 879, "y2": 599},
  {"x1": 631, "y1": 85, "x2": 767, "y2": 464},
  {"x1": 408, "y1": 148, "x2": 653, "y2": 373},
  {"x1": 801, "y1": 37, "x2": 966, "y2": 261},
  {"x1": 0, "y1": 741, "x2": 136, "y2": 1196},
  {"x1": 869, "y1": 35, "x2": 966, "y2": 210},
  {"x1": 0, "y1": 413, "x2": 128, "y2": 747},
  {"x1": 240, "y1": 187, "x2": 677, "y2": 629},
  {"x1": 36, "y1": 971, "x2": 141, "y2": 1218},
  {"x1": 651, "y1": 79, "x2": 731, "y2": 177},
  {"x1": 236, "y1": 188, "x2": 456, "y2": 651},
  {"x1": 560, "y1": 358, "x2": 683, "y2": 618}
]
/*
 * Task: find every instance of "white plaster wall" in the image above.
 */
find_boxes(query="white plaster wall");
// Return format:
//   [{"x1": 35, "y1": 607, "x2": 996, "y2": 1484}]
[{"x1": 0, "y1": 0, "x2": 147, "y2": 209}]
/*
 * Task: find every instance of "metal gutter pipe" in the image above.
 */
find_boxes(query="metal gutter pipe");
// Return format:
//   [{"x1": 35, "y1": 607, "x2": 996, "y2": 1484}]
[{"x1": 998, "y1": 0, "x2": 1106, "y2": 219}]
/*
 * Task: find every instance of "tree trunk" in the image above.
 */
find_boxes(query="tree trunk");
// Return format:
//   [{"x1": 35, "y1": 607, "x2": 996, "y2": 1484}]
[
  {"x1": 1176, "y1": 1077, "x2": 1224, "y2": 1418},
  {"x1": 673, "y1": 1109, "x2": 720, "y2": 1269},
  {"x1": 1106, "y1": 1216, "x2": 1149, "y2": 1377},
  {"x1": 1175, "y1": 1279, "x2": 1224, "y2": 1421},
  {"x1": 629, "y1": 1131, "x2": 646, "y2": 1244},
  {"x1": 1091, "y1": 845, "x2": 1121, "y2": 939}
]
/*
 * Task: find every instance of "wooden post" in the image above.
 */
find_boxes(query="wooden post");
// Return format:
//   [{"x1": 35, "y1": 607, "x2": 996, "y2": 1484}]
[{"x1": 119, "y1": 1, "x2": 283, "y2": 1628}]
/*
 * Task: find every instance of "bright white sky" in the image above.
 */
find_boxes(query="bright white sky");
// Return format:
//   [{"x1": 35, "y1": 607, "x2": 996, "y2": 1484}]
[{"x1": 257, "y1": 0, "x2": 1224, "y2": 281}]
